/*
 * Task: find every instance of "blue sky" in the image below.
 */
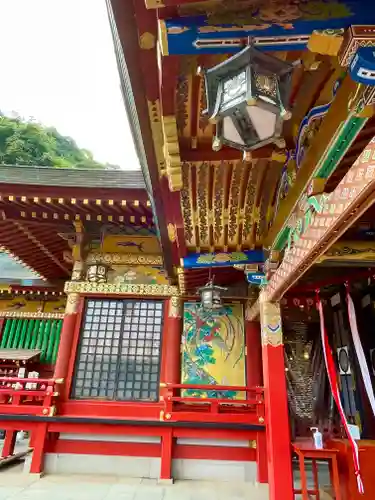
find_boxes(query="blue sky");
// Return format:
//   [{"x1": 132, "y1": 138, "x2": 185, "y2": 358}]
[{"x1": 0, "y1": 0, "x2": 139, "y2": 170}]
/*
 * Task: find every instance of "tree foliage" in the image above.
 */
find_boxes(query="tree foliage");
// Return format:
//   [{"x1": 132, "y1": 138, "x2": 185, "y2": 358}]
[{"x1": 0, "y1": 114, "x2": 106, "y2": 169}]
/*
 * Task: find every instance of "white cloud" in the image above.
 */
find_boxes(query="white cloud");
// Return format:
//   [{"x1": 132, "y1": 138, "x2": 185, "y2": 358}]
[{"x1": 0, "y1": 0, "x2": 140, "y2": 170}]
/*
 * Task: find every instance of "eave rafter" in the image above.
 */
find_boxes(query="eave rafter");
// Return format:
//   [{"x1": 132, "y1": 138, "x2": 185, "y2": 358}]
[{"x1": 12, "y1": 222, "x2": 70, "y2": 276}]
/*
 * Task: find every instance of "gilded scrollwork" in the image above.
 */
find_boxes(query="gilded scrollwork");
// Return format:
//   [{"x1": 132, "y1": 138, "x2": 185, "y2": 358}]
[
  {"x1": 65, "y1": 293, "x2": 80, "y2": 315},
  {"x1": 213, "y1": 162, "x2": 225, "y2": 244},
  {"x1": 86, "y1": 252, "x2": 163, "y2": 266},
  {"x1": 180, "y1": 163, "x2": 194, "y2": 245},
  {"x1": 0, "y1": 312, "x2": 64, "y2": 319},
  {"x1": 242, "y1": 166, "x2": 256, "y2": 244},
  {"x1": 228, "y1": 162, "x2": 242, "y2": 243},
  {"x1": 168, "y1": 296, "x2": 182, "y2": 318},
  {"x1": 197, "y1": 163, "x2": 209, "y2": 246},
  {"x1": 259, "y1": 299, "x2": 283, "y2": 347},
  {"x1": 71, "y1": 260, "x2": 84, "y2": 281},
  {"x1": 65, "y1": 281, "x2": 179, "y2": 297}
]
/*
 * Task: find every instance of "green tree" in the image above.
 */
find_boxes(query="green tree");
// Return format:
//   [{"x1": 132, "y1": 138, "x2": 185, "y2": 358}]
[{"x1": 0, "y1": 114, "x2": 106, "y2": 169}]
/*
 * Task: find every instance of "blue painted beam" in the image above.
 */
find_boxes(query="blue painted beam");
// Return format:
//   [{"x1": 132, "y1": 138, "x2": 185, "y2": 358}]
[
  {"x1": 246, "y1": 272, "x2": 267, "y2": 286},
  {"x1": 160, "y1": 1, "x2": 373, "y2": 55},
  {"x1": 182, "y1": 250, "x2": 264, "y2": 269}
]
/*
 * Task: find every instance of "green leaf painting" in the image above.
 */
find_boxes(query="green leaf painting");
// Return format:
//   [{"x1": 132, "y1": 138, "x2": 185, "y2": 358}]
[{"x1": 181, "y1": 302, "x2": 245, "y2": 399}]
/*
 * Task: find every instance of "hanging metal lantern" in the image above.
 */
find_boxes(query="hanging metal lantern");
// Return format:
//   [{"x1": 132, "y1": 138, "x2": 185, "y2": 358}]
[
  {"x1": 201, "y1": 44, "x2": 295, "y2": 156},
  {"x1": 198, "y1": 280, "x2": 227, "y2": 311},
  {"x1": 86, "y1": 264, "x2": 108, "y2": 283}
]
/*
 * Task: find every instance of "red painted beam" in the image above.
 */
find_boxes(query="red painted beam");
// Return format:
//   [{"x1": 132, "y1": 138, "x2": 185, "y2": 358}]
[
  {"x1": 146, "y1": 0, "x2": 207, "y2": 7},
  {"x1": 290, "y1": 268, "x2": 375, "y2": 294},
  {"x1": 175, "y1": 444, "x2": 256, "y2": 461},
  {"x1": 159, "y1": 56, "x2": 179, "y2": 116},
  {"x1": 45, "y1": 439, "x2": 256, "y2": 462},
  {"x1": 46, "y1": 439, "x2": 161, "y2": 457}
]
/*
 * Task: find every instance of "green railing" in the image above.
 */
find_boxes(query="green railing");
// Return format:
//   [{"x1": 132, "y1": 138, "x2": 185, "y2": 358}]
[{"x1": 0, "y1": 318, "x2": 62, "y2": 364}]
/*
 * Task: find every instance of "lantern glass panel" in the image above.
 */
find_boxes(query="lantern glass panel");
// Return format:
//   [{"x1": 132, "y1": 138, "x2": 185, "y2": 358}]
[
  {"x1": 222, "y1": 71, "x2": 247, "y2": 106},
  {"x1": 246, "y1": 106, "x2": 277, "y2": 140},
  {"x1": 223, "y1": 116, "x2": 245, "y2": 145}
]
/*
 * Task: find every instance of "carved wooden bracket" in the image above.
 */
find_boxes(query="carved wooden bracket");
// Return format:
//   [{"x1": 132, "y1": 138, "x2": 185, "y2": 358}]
[{"x1": 162, "y1": 115, "x2": 183, "y2": 191}]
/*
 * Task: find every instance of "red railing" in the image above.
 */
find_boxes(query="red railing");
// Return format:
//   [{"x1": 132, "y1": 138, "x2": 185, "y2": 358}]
[
  {"x1": 0, "y1": 377, "x2": 60, "y2": 416},
  {"x1": 161, "y1": 383, "x2": 265, "y2": 425}
]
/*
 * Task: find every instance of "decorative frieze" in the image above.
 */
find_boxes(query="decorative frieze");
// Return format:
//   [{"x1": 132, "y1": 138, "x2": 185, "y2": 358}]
[
  {"x1": 86, "y1": 252, "x2": 163, "y2": 266},
  {"x1": 65, "y1": 281, "x2": 179, "y2": 297},
  {"x1": 0, "y1": 311, "x2": 64, "y2": 319}
]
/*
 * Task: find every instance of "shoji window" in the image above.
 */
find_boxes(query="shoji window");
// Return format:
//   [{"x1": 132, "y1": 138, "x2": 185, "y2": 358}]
[{"x1": 72, "y1": 299, "x2": 163, "y2": 401}]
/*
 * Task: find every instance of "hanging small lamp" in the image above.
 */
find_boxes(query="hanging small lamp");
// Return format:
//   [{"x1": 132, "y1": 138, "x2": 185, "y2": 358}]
[
  {"x1": 201, "y1": 43, "x2": 296, "y2": 157},
  {"x1": 198, "y1": 279, "x2": 227, "y2": 311}
]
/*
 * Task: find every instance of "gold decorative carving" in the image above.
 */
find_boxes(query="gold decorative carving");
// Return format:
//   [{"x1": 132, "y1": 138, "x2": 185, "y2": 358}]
[
  {"x1": 271, "y1": 151, "x2": 288, "y2": 163},
  {"x1": 65, "y1": 281, "x2": 179, "y2": 297},
  {"x1": 245, "y1": 299, "x2": 256, "y2": 321},
  {"x1": 259, "y1": 297, "x2": 283, "y2": 347},
  {"x1": 197, "y1": 163, "x2": 209, "y2": 247},
  {"x1": 177, "y1": 267, "x2": 186, "y2": 294},
  {"x1": 158, "y1": 20, "x2": 169, "y2": 56},
  {"x1": 228, "y1": 162, "x2": 243, "y2": 245},
  {"x1": 71, "y1": 260, "x2": 84, "y2": 282},
  {"x1": 242, "y1": 165, "x2": 256, "y2": 245},
  {"x1": 147, "y1": 100, "x2": 166, "y2": 177},
  {"x1": 308, "y1": 30, "x2": 344, "y2": 56},
  {"x1": 213, "y1": 162, "x2": 226, "y2": 246},
  {"x1": 65, "y1": 293, "x2": 80, "y2": 315},
  {"x1": 162, "y1": 115, "x2": 182, "y2": 191},
  {"x1": 0, "y1": 312, "x2": 64, "y2": 319},
  {"x1": 168, "y1": 296, "x2": 182, "y2": 318},
  {"x1": 167, "y1": 223, "x2": 177, "y2": 243},
  {"x1": 255, "y1": 73, "x2": 277, "y2": 97},
  {"x1": 86, "y1": 252, "x2": 163, "y2": 266},
  {"x1": 139, "y1": 32, "x2": 156, "y2": 50},
  {"x1": 246, "y1": 300, "x2": 260, "y2": 322},
  {"x1": 180, "y1": 164, "x2": 195, "y2": 246},
  {"x1": 318, "y1": 242, "x2": 375, "y2": 263},
  {"x1": 145, "y1": 0, "x2": 165, "y2": 8}
]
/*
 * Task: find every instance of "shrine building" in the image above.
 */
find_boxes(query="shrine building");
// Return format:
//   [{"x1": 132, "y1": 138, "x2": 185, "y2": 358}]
[{"x1": 1, "y1": 2, "x2": 375, "y2": 500}]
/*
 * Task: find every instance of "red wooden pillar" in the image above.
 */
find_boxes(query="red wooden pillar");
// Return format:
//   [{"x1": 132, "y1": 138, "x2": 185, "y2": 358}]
[
  {"x1": 245, "y1": 317, "x2": 266, "y2": 482},
  {"x1": 160, "y1": 428, "x2": 174, "y2": 483},
  {"x1": 259, "y1": 297, "x2": 293, "y2": 500},
  {"x1": 1, "y1": 430, "x2": 17, "y2": 458},
  {"x1": 159, "y1": 297, "x2": 182, "y2": 481},
  {"x1": 29, "y1": 423, "x2": 48, "y2": 475},
  {"x1": 53, "y1": 293, "x2": 81, "y2": 398},
  {"x1": 245, "y1": 320, "x2": 263, "y2": 388},
  {"x1": 162, "y1": 297, "x2": 182, "y2": 386}
]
